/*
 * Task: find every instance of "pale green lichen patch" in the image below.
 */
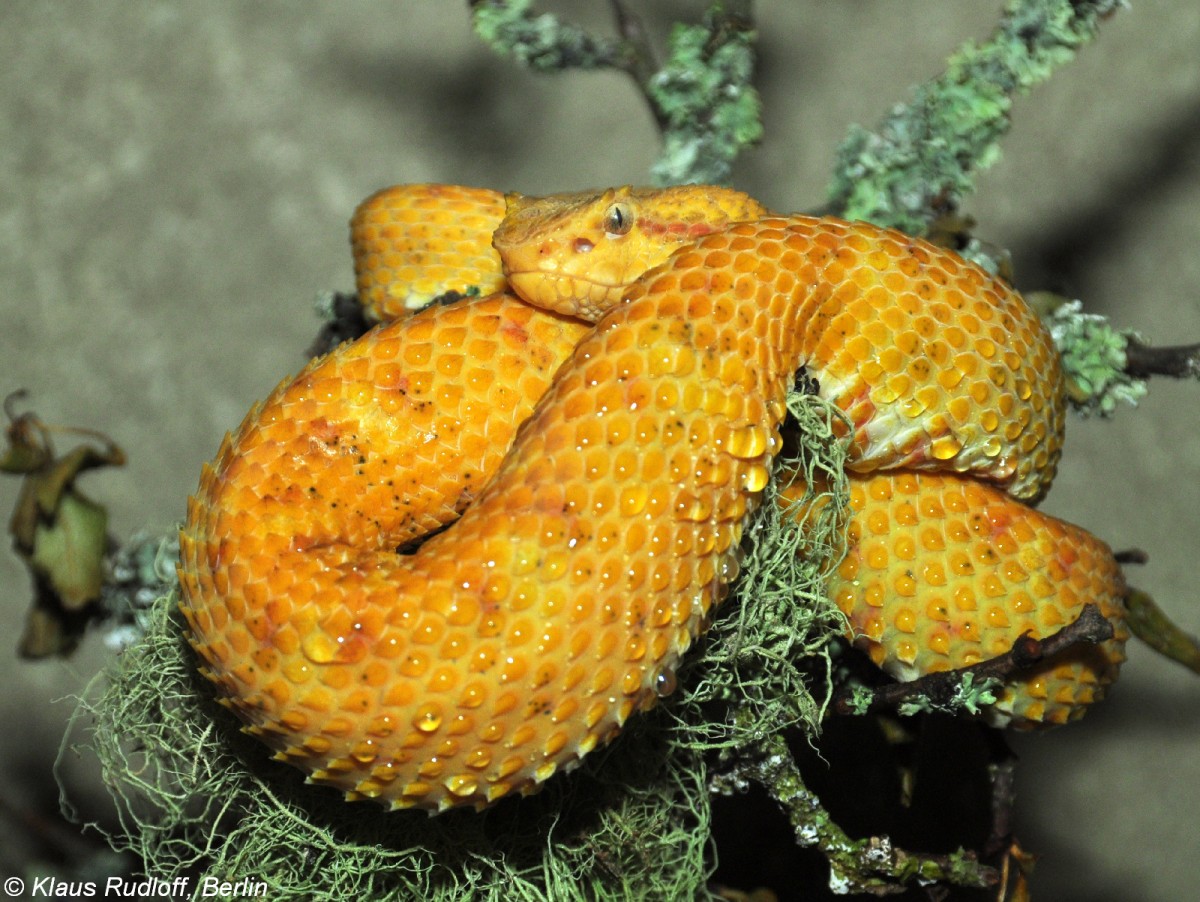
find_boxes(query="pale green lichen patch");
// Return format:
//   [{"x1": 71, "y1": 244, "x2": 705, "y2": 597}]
[
  {"x1": 896, "y1": 671, "x2": 1002, "y2": 718},
  {"x1": 1048, "y1": 298, "x2": 1147, "y2": 416},
  {"x1": 646, "y1": 12, "x2": 763, "y2": 186},
  {"x1": 470, "y1": 0, "x2": 762, "y2": 187},
  {"x1": 471, "y1": 0, "x2": 624, "y2": 71}
]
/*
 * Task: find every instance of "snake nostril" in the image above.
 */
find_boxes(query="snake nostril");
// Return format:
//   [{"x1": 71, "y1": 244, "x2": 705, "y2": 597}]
[{"x1": 573, "y1": 237, "x2": 595, "y2": 254}]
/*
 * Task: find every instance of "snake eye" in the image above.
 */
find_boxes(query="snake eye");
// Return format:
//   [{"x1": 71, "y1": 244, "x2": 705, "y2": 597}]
[{"x1": 603, "y1": 202, "x2": 633, "y2": 238}]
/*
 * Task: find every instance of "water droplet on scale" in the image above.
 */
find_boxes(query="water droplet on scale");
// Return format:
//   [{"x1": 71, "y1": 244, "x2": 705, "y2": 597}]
[
  {"x1": 655, "y1": 668, "x2": 678, "y2": 698},
  {"x1": 445, "y1": 775, "x2": 479, "y2": 797},
  {"x1": 620, "y1": 484, "x2": 650, "y2": 517},
  {"x1": 677, "y1": 491, "x2": 713, "y2": 522},
  {"x1": 301, "y1": 633, "x2": 337, "y2": 664},
  {"x1": 727, "y1": 425, "x2": 768, "y2": 459},
  {"x1": 351, "y1": 741, "x2": 377, "y2": 763},
  {"x1": 930, "y1": 434, "x2": 963, "y2": 461},
  {"x1": 414, "y1": 705, "x2": 443, "y2": 733},
  {"x1": 742, "y1": 463, "x2": 770, "y2": 492}
]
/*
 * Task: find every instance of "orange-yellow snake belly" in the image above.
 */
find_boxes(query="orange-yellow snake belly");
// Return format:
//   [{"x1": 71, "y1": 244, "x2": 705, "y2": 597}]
[{"x1": 179, "y1": 184, "x2": 1127, "y2": 812}]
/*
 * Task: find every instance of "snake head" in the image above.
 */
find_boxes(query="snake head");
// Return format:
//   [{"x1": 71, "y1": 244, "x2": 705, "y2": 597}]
[{"x1": 493, "y1": 185, "x2": 769, "y2": 322}]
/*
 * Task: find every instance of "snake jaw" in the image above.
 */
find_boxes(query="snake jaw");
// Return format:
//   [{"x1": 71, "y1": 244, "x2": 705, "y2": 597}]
[
  {"x1": 499, "y1": 233, "x2": 644, "y2": 322},
  {"x1": 506, "y1": 269, "x2": 624, "y2": 322}
]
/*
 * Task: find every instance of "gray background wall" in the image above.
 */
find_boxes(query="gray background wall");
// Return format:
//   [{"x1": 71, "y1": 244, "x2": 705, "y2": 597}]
[{"x1": 2, "y1": 2, "x2": 1198, "y2": 898}]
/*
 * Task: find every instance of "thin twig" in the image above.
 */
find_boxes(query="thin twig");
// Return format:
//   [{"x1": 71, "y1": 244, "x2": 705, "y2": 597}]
[
  {"x1": 834, "y1": 604, "x2": 1115, "y2": 718},
  {"x1": 1114, "y1": 548, "x2": 1149, "y2": 566},
  {"x1": 608, "y1": 0, "x2": 661, "y2": 118},
  {"x1": 1123, "y1": 338, "x2": 1200, "y2": 380},
  {"x1": 984, "y1": 753, "x2": 1018, "y2": 860},
  {"x1": 1125, "y1": 588, "x2": 1200, "y2": 675}
]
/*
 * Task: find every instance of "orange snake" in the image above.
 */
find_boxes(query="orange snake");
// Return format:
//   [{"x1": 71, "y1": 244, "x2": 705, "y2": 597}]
[{"x1": 178, "y1": 184, "x2": 1127, "y2": 813}]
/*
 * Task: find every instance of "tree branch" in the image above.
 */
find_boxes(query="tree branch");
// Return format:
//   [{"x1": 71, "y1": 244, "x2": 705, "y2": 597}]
[
  {"x1": 713, "y1": 708, "x2": 1000, "y2": 894},
  {"x1": 834, "y1": 604, "x2": 1115, "y2": 718},
  {"x1": 828, "y1": 0, "x2": 1125, "y2": 234},
  {"x1": 469, "y1": 0, "x2": 628, "y2": 71},
  {"x1": 1123, "y1": 338, "x2": 1200, "y2": 380},
  {"x1": 1125, "y1": 588, "x2": 1200, "y2": 675},
  {"x1": 1040, "y1": 296, "x2": 1200, "y2": 416}
]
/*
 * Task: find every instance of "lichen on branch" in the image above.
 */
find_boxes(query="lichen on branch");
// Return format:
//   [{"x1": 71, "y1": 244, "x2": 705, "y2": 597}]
[
  {"x1": 469, "y1": 0, "x2": 762, "y2": 186},
  {"x1": 470, "y1": 0, "x2": 627, "y2": 71},
  {"x1": 711, "y1": 709, "x2": 1000, "y2": 894},
  {"x1": 1045, "y1": 297, "x2": 1149, "y2": 416},
  {"x1": 644, "y1": 4, "x2": 762, "y2": 186},
  {"x1": 828, "y1": 0, "x2": 1126, "y2": 234}
]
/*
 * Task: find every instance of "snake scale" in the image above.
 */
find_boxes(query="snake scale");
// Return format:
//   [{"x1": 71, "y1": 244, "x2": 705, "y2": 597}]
[{"x1": 179, "y1": 184, "x2": 1128, "y2": 812}]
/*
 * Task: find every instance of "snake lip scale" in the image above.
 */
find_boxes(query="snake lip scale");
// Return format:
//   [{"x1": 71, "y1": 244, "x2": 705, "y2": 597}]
[
  {"x1": 504, "y1": 270, "x2": 621, "y2": 318},
  {"x1": 179, "y1": 183, "x2": 1128, "y2": 813}
]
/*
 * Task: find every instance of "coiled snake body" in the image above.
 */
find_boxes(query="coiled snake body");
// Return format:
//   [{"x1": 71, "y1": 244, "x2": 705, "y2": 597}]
[{"x1": 179, "y1": 184, "x2": 1127, "y2": 812}]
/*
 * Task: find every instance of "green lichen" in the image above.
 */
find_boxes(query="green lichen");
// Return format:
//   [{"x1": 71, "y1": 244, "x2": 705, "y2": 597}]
[
  {"x1": 828, "y1": 0, "x2": 1124, "y2": 233},
  {"x1": 843, "y1": 683, "x2": 877, "y2": 717},
  {"x1": 99, "y1": 530, "x2": 180, "y2": 651},
  {"x1": 646, "y1": 9, "x2": 763, "y2": 186},
  {"x1": 470, "y1": 0, "x2": 624, "y2": 71},
  {"x1": 1047, "y1": 298, "x2": 1147, "y2": 416},
  {"x1": 896, "y1": 672, "x2": 1002, "y2": 718},
  {"x1": 668, "y1": 388, "x2": 850, "y2": 753}
]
